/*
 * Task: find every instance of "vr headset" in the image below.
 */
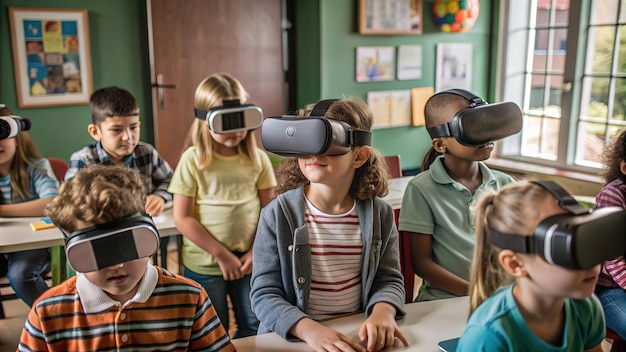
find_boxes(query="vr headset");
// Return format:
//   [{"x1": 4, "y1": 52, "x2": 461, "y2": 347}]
[
  {"x1": 64, "y1": 214, "x2": 159, "y2": 273},
  {"x1": 426, "y1": 89, "x2": 522, "y2": 147},
  {"x1": 488, "y1": 181, "x2": 626, "y2": 270},
  {"x1": 194, "y1": 99, "x2": 263, "y2": 133},
  {"x1": 0, "y1": 104, "x2": 31, "y2": 141},
  {"x1": 261, "y1": 99, "x2": 371, "y2": 157}
]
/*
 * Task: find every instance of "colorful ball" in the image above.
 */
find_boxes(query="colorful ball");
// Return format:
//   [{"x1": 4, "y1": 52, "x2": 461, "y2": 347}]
[{"x1": 432, "y1": 0, "x2": 480, "y2": 33}]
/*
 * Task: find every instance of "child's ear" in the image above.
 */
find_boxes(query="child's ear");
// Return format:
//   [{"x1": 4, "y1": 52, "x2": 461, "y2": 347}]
[
  {"x1": 87, "y1": 124, "x2": 101, "y2": 141},
  {"x1": 620, "y1": 160, "x2": 626, "y2": 176},
  {"x1": 499, "y1": 250, "x2": 528, "y2": 278},
  {"x1": 353, "y1": 146, "x2": 371, "y2": 168},
  {"x1": 432, "y1": 137, "x2": 447, "y2": 153}
]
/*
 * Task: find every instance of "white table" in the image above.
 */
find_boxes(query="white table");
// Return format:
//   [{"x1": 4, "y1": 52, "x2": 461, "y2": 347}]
[
  {"x1": 232, "y1": 296, "x2": 469, "y2": 352},
  {"x1": 0, "y1": 209, "x2": 181, "y2": 283}
]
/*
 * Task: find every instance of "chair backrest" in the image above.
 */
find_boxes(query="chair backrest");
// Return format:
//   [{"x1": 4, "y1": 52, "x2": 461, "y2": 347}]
[
  {"x1": 47, "y1": 157, "x2": 68, "y2": 181},
  {"x1": 384, "y1": 155, "x2": 402, "y2": 178}
]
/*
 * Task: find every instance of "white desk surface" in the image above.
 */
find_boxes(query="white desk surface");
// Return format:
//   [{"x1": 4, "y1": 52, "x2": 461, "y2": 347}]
[
  {"x1": 233, "y1": 296, "x2": 468, "y2": 352},
  {"x1": 0, "y1": 208, "x2": 179, "y2": 254}
]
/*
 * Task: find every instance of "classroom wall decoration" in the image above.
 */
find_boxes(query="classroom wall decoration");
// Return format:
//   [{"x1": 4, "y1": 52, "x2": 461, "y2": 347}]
[
  {"x1": 432, "y1": 0, "x2": 480, "y2": 33},
  {"x1": 367, "y1": 89, "x2": 412, "y2": 129},
  {"x1": 436, "y1": 43, "x2": 472, "y2": 91},
  {"x1": 9, "y1": 7, "x2": 93, "y2": 108},
  {"x1": 397, "y1": 45, "x2": 423, "y2": 80},
  {"x1": 356, "y1": 46, "x2": 395, "y2": 82},
  {"x1": 359, "y1": 0, "x2": 423, "y2": 35}
]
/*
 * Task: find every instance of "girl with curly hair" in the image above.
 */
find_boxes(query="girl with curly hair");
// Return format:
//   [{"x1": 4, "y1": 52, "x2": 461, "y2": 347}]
[{"x1": 250, "y1": 98, "x2": 408, "y2": 352}]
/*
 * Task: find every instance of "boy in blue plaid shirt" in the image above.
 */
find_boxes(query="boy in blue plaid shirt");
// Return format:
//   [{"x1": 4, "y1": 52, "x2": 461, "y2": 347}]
[{"x1": 65, "y1": 86, "x2": 173, "y2": 216}]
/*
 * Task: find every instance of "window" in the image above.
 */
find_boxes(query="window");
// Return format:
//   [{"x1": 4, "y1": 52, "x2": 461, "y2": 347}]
[{"x1": 498, "y1": 0, "x2": 626, "y2": 173}]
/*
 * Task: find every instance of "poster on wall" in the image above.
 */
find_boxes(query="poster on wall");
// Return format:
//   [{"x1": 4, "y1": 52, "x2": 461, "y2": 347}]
[
  {"x1": 356, "y1": 46, "x2": 395, "y2": 82},
  {"x1": 367, "y1": 89, "x2": 411, "y2": 129},
  {"x1": 397, "y1": 44, "x2": 422, "y2": 80},
  {"x1": 9, "y1": 7, "x2": 93, "y2": 108},
  {"x1": 435, "y1": 43, "x2": 472, "y2": 92}
]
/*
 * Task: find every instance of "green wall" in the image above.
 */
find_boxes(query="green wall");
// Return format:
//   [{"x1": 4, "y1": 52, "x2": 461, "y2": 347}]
[
  {"x1": 296, "y1": 0, "x2": 496, "y2": 171},
  {"x1": 1, "y1": 0, "x2": 496, "y2": 171},
  {"x1": 0, "y1": 0, "x2": 152, "y2": 162}
]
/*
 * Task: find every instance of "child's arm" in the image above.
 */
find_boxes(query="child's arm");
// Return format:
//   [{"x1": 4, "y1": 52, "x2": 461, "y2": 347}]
[
  {"x1": 173, "y1": 194, "x2": 243, "y2": 281},
  {"x1": 148, "y1": 147, "x2": 174, "y2": 204},
  {"x1": 0, "y1": 197, "x2": 53, "y2": 217},
  {"x1": 410, "y1": 232, "x2": 469, "y2": 296},
  {"x1": 18, "y1": 307, "x2": 50, "y2": 351},
  {"x1": 239, "y1": 187, "x2": 275, "y2": 275},
  {"x1": 189, "y1": 287, "x2": 236, "y2": 351},
  {"x1": 258, "y1": 187, "x2": 275, "y2": 207}
]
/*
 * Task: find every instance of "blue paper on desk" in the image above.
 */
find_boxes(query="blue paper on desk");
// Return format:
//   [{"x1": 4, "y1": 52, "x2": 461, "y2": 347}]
[
  {"x1": 438, "y1": 337, "x2": 459, "y2": 352},
  {"x1": 40, "y1": 218, "x2": 53, "y2": 224}
]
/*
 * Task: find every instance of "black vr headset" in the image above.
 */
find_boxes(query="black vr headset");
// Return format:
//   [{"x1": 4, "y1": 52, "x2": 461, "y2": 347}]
[
  {"x1": 426, "y1": 89, "x2": 523, "y2": 147},
  {"x1": 64, "y1": 214, "x2": 160, "y2": 273},
  {"x1": 488, "y1": 181, "x2": 626, "y2": 270},
  {"x1": 194, "y1": 99, "x2": 263, "y2": 134},
  {"x1": 261, "y1": 99, "x2": 372, "y2": 157}
]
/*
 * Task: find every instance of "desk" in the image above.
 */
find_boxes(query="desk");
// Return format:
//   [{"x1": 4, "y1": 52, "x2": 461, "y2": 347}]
[
  {"x1": 0, "y1": 209, "x2": 181, "y2": 284},
  {"x1": 232, "y1": 296, "x2": 469, "y2": 351},
  {"x1": 383, "y1": 176, "x2": 412, "y2": 210}
]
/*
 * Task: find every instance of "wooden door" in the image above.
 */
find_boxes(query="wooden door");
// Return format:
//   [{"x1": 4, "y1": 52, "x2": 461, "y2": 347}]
[{"x1": 148, "y1": 0, "x2": 287, "y2": 167}]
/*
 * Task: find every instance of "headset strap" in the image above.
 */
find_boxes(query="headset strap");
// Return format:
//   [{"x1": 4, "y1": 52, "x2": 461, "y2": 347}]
[
  {"x1": 310, "y1": 99, "x2": 339, "y2": 117},
  {"x1": 531, "y1": 181, "x2": 589, "y2": 215},
  {"x1": 488, "y1": 227, "x2": 535, "y2": 253}
]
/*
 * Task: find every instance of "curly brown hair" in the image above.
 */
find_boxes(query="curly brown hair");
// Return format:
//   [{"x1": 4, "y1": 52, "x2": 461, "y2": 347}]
[
  {"x1": 273, "y1": 98, "x2": 389, "y2": 200},
  {"x1": 45, "y1": 164, "x2": 146, "y2": 233},
  {"x1": 601, "y1": 129, "x2": 626, "y2": 184}
]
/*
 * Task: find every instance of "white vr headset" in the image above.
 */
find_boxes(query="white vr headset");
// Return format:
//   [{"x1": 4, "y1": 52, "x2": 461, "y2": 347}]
[
  {"x1": 194, "y1": 99, "x2": 263, "y2": 133},
  {"x1": 261, "y1": 99, "x2": 372, "y2": 157},
  {"x1": 64, "y1": 214, "x2": 159, "y2": 273}
]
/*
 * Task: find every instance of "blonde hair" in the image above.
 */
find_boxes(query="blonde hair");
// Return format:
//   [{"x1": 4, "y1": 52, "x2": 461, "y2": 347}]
[
  {"x1": 274, "y1": 98, "x2": 389, "y2": 200},
  {"x1": 185, "y1": 73, "x2": 260, "y2": 170},
  {"x1": 0, "y1": 105, "x2": 44, "y2": 201},
  {"x1": 469, "y1": 181, "x2": 553, "y2": 315},
  {"x1": 45, "y1": 164, "x2": 145, "y2": 232}
]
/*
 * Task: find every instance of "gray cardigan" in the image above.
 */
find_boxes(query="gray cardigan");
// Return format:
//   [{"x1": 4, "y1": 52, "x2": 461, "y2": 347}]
[{"x1": 250, "y1": 187, "x2": 406, "y2": 339}]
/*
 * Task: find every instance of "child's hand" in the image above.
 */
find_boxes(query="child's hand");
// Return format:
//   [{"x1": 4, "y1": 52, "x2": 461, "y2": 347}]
[
  {"x1": 239, "y1": 250, "x2": 253, "y2": 275},
  {"x1": 145, "y1": 195, "x2": 165, "y2": 216},
  {"x1": 359, "y1": 302, "x2": 409, "y2": 352},
  {"x1": 298, "y1": 321, "x2": 365, "y2": 352},
  {"x1": 215, "y1": 251, "x2": 243, "y2": 281}
]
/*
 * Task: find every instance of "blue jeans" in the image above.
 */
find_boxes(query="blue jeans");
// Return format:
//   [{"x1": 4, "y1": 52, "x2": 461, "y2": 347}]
[
  {"x1": 184, "y1": 266, "x2": 259, "y2": 338},
  {"x1": 596, "y1": 286, "x2": 626, "y2": 339},
  {"x1": 5, "y1": 249, "x2": 50, "y2": 306}
]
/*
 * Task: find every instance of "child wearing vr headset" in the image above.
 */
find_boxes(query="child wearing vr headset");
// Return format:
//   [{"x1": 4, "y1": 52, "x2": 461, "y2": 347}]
[
  {"x1": 594, "y1": 128, "x2": 626, "y2": 340},
  {"x1": 398, "y1": 89, "x2": 518, "y2": 302},
  {"x1": 18, "y1": 165, "x2": 235, "y2": 351},
  {"x1": 168, "y1": 73, "x2": 277, "y2": 338},
  {"x1": 65, "y1": 86, "x2": 173, "y2": 216},
  {"x1": 456, "y1": 181, "x2": 624, "y2": 351},
  {"x1": 0, "y1": 105, "x2": 58, "y2": 307},
  {"x1": 251, "y1": 98, "x2": 408, "y2": 352}
]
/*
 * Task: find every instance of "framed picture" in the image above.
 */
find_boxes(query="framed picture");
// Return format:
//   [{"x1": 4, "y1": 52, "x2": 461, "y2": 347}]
[
  {"x1": 436, "y1": 43, "x2": 473, "y2": 91},
  {"x1": 359, "y1": 0, "x2": 422, "y2": 34},
  {"x1": 9, "y1": 7, "x2": 93, "y2": 108},
  {"x1": 356, "y1": 46, "x2": 395, "y2": 82},
  {"x1": 397, "y1": 44, "x2": 422, "y2": 80}
]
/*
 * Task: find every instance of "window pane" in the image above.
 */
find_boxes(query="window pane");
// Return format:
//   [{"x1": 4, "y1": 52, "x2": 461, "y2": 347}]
[
  {"x1": 529, "y1": 74, "x2": 547, "y2": 112},
  {"x1": 554, "y1": 28, "x2": 568, "y2": 54},
  {"x1": 587, "y1": 26, "x2": 616, "y2": 74},
  {"x1": 590, "y1": 0, "x2": 619, "y2": 25},
  {"x1": 611, "y1": 77, "x2": 626, "y2": 121},
  {"x1": 616, "y1": 25, "x2": 626, "y2": 73},
  {"x1": 521, "y1": 116, "x2": 559, "y2": 160},
  {"x1": 575, "y1": 121, "x2": 606, "y2": 166},
  {"x1": 535, "y1": 0, "x2": 570, "y2": 26},
  {"x1": 620, "y1": 1, "x2": 626, "y2": 22},
  {"x1": 587, "y1": 76, "x2": 611, "y2": 119}
]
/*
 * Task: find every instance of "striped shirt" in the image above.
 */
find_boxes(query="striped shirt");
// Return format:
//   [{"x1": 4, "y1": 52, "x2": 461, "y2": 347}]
[
  {"x1": 304, "y1": 197, "x2": 362, "y2": 320},
  {"x1": 65, "y1": 141, "x2": 173, "y2": 202},
  {"x1": 595, "y1": 178, "x2": 626, "y2": 288},
  {"x1": 18, "y1": 265, "x2": 235, "y2": 352},
  {"x1": 0, "y1": 159, "x2": 58, "y2": 203}
]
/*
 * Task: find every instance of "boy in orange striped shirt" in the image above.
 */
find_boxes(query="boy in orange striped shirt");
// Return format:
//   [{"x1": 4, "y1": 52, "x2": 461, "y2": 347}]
[{"x1": 18, "y1": 165, "x2": 235, "y2": 352}]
